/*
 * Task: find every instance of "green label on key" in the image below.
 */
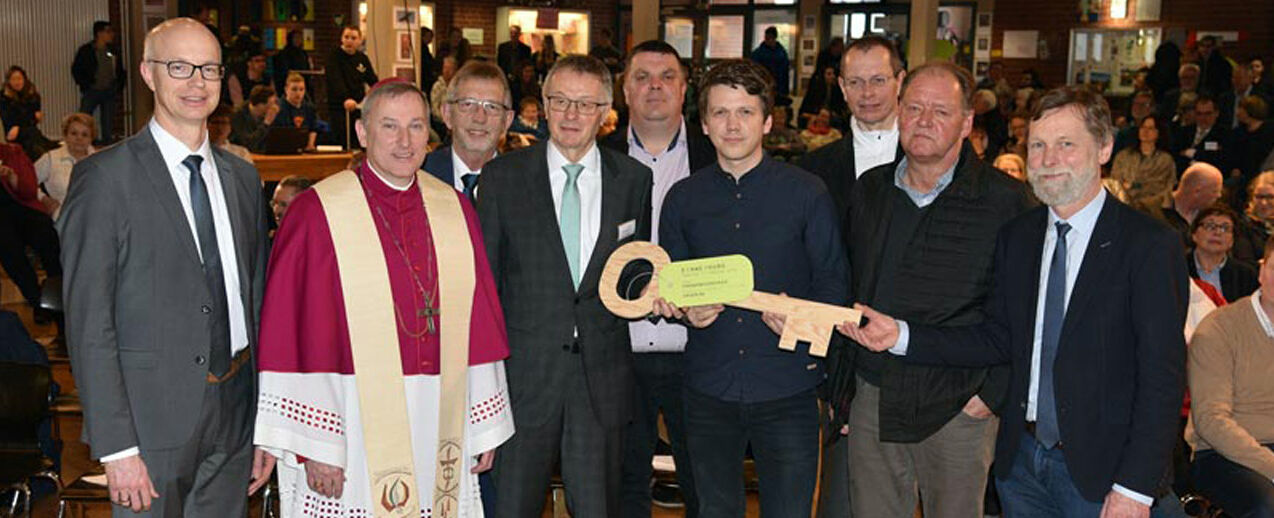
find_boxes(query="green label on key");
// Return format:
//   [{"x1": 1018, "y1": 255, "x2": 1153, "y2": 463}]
[{"x1": 659, "y1": 255, "x2": 754, "y2": 307}]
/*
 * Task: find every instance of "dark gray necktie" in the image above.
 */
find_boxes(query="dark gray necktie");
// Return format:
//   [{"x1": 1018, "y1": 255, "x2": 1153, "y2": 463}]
[
  {"x1": 461, "y1": 173, "x2": 479, "y2": 202},
  {"x1": 1036, "y1": 221, "x2": 1071, "y2": 448},
  {"x1": 183, "y1": 155, "x2": 231, "y2": 377}
]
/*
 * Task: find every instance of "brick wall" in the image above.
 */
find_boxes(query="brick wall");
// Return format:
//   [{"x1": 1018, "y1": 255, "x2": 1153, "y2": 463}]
[{"x1": 991, "y1": 0, "x2": 1274, "y2": 90}]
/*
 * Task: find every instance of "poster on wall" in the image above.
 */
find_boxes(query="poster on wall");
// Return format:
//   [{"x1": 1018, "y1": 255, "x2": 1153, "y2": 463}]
[
  {"x1": 937, "y1": 6, "x2": 974, "y2": 68},
  {"x1": 463, "y1": 28, "x2": 484, "y2": 45},
  {"x1": 1003, "y1": 30, "x2": 1039, "y2": 59},
  {"x1": 397, "y1": 31, "x2": 416, "y2": 62},
  {"x1": 303, "y1": 28, "x2": 315, "y2": 51}
]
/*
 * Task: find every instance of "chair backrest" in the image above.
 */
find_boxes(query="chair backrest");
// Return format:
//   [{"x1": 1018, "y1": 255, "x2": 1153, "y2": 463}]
[
  {"x1": 0, "y1": 361, "x2": 51, "y2": 449},
  {"x1": 38, "y1": 276, "x2": 62, "y2": 312}
]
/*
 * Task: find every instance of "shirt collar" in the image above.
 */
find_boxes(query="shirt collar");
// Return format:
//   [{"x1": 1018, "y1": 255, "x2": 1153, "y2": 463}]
[
  {"x1": 1047, "y1": 188, "x2": 1107, "y2": 236},
  {"x1": 628, "y1": 120, "x2": 685, "y2": 155},
  {"x1": 851, "y1": 116, "x2": 898, "y2": 137},
  {"x1": 1251, "y1": 290, "x2": 1274, "y2": 339},
  {"x1": 894, "y1": 157, "x2": 956, "y2": 201},
  {"x1": 1193, "y1": 250, "x2": 1228, "y2": 275},
  {"x1": 451, "y1": 148, "x2": 495, "y2": 176},
  {"x1": 547, "y1": 140, "x2": 601, "y2": 176},
  {"x1": 363, "y1": 160, "x2": 415, "y2": 192},
  {"x1": 149, "y1": 118, "x2": 212, "y2": 172}
]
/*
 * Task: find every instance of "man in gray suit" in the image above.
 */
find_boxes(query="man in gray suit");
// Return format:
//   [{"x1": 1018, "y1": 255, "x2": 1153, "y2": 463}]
[
  {"x1": 479, "y1": 55, "x2": 653, "y2": 517},
  {"x1": 58, "y1": 18, "x2": 271, "y2": 517}
]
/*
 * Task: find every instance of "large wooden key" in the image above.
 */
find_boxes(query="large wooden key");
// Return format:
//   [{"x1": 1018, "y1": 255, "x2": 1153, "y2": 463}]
[{"x1": 599, "y1": 241, "x2": 861, "y2": 357}]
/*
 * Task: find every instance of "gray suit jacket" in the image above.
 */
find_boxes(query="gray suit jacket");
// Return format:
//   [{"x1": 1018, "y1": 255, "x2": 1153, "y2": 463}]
[
  {"x1": 58, "y1": 127, "x2": 269, "y2": 458},
  {"x1": 478, "y1": 141, "x2": 652, "y2": 429}
]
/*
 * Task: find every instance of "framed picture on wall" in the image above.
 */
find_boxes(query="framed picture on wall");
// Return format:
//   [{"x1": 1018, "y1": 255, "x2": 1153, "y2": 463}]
[
  {"x1": 977, "y1": 13, "x2": 992, "y2": 28},
  {"x1": 397, "y1": 31, "x2": 415, "y2": 62}
]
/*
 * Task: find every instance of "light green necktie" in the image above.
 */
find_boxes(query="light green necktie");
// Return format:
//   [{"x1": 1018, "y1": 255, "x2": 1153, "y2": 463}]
[{"x1": 559, "y1": 163, "x2": 584, "y2": 288}]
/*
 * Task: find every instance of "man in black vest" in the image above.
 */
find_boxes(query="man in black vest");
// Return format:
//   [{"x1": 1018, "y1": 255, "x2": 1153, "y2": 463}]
[{"x1": 842, "y1": 62, "x2": 1033, "y2": 518}]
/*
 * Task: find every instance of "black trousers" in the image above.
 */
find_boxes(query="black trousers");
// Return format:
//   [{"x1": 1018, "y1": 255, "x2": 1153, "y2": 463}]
[
  {"x1": 0, "y1": 201, "x2": 60, "y2": 305},
  {"x1": 620, "y1": 352, "x2": 698, "y2": 518}
]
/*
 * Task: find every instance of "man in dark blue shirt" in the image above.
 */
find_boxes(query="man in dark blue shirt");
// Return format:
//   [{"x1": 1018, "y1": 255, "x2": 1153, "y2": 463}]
[{"x1": 655, "y1": 59, "x2": 849, "y2": 518}]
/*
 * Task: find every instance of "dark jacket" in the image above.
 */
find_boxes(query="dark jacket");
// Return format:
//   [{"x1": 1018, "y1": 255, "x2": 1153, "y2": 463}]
[
  {"x1": 71, "y1": 41, "x2": 125, "y2": 92},
  {"x1": 1186, "y1": 253, "x2": 1259, "y2": 303},
  {"x1": 598, "y1": 122, "x2": 717, "y2": 174},
  {"x1": 905, "y1": 195, "x2": 1188, "y2": 502},
  {"x1": 477, "y1": 142, "x2": 652, "y2": 429},
  {"x1": 843, "y1": 144, "x2": 1034, "y2": 442},
  {"x1": 325, "y1": 48, "x2": 378, "y2": 106},
  {"x1": 1173, "y1": 123, "x2": 1234, "y2": 173},
  {"x1": 796, "y1": 133, "x2": 904, "y2": 227}
]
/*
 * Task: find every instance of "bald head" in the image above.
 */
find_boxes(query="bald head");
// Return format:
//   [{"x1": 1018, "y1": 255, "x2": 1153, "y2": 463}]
[
  {"x1": 143, "y1": 18, "x2": 219, "y2": 61},
  {"x1": 141, "y1": 18, "x2": 223, "y2": 142},
  {"x1": 1176, "y1": 162, "x2": 1224, "y2": 212}
]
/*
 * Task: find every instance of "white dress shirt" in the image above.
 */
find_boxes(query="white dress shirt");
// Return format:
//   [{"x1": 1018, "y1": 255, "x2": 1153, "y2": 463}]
[
  {"x1": 450, "y1": 148, "x2": 493, "y2": 195},
  {"x1": 625, "y1": 122, "x2": 690, "y2": 352},
  {"x1": 33, "y1": 144, "x2": 91, "y2": 220},
  {"x1": 850, "y1": 116, "x2": 899, "y2": 178},
  {"x1": 102, "y1": 120, "x2": 251, "y2": 463},
  {"x1": 547, "y1": 141, "x2": 602, "y2": 278}
]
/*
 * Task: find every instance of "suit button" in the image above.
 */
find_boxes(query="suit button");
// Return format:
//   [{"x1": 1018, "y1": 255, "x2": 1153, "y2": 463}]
[
  {"x1": 195, "y1": 355, "x2": 206, "y2": 365},
  {"x1": 734, "y1": 223, "x2": 741, "y2": 230},
  {"x1": 736, "y1": 193, "x2": 742, "y2": 200},
  {"x1": 562, "y1": 344, "x2": 570, "y2": 351},
  {"x1": 201, "y1": 305, "x2": 211, "y2": 314},
  {"x1": 1021, "y1": 402, "x2": 1027, "y2": 409},
  {"x1": 574, "y1": 296, "x2": 580, "y2": 304}
]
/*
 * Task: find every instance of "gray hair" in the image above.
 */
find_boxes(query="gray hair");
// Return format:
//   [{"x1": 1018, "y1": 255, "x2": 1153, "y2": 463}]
[
  {"x1": 543, "y1": 55, "x2": 614, "y2": 103},
  {"x1": 362, "y1": 81, "x2": 429, "y2": 124}
]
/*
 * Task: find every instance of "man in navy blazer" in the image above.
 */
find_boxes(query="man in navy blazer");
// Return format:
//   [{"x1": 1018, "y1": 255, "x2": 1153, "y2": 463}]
[
  {"x1": 843, "y1": 86, "x2": 1187, "y2": 517},
  {"x1": 422, "y1": 60, "x2": 514, "y2": 203}
]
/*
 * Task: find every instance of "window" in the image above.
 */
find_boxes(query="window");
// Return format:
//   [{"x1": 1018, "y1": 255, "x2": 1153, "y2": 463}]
[
  {"x1": 665, "y1": 18, "x2": 695, "y2": 59},
  {"x1": 706, "y1": 16, "x2": 745, "y2": 59}
]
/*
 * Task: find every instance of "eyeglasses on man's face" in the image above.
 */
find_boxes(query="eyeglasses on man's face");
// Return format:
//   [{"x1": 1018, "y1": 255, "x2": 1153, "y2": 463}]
[
  {"x1": 146, "y1": 60, "x2": 225, "y2": 81},
  {"x1": 545, "y1": 95, "x2": 608, "y2": 116},
  {"x1": 448, "y1": 98, "x2": 511, "y2": 116}
]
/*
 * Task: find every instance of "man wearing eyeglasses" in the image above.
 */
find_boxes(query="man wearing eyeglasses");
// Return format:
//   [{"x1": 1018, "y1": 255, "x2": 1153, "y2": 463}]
[
  {"x1": 478, "y1": 55, "x2": 653, "y2": 517},
  {"x1": 58, "y1": 18, "x2": 272, "y2": 517},
  {"x1": 424, "y1": 61, "x2": 514, "y2": 203}
]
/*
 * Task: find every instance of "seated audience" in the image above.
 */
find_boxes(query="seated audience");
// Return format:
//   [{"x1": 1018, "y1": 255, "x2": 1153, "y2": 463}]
[
  {"x1": 1174, "y1": 94, "x2": 1233, "y2": 174},
  {"x1": 1110, "y1": 113, "x2": 1177, "y2": 212},
  {"x1": 272, "y1": 72, "x2": 320, "y2": 150},
  {"x1": 0, "y1": 143, "x2": 60, "y2": 312},
  {"x1": 508, "y1": 96, "x2": 548, "y2": 143},
  {"x1": 273, "y1": 30, "x2": 312, "y2": 96},
  {"x1": 762, "y1": 105, "x2": 805, "y2": 159},
  {"x1": 33, "y1": 113, "x2": 96, "y2": 219},
  {"x1": 966, "y1": 121, "x2": 998, "y2": 161},
  {"x1": 431, "y1": 56, "x2": 457, "y2": 122},
  {"x1": 1112, "y1": 90, "x2": 1158, "y2": 155},
  {"x1": 231, "y1": 85, "x2": 278, "y2": 151},
  {"x1": 973, "y1": 88, "x2": 1007, "y2": 151},
  {"x1": 1003, "y1": 112, "x2": 1029, "y2": 157},
  {"x1": 1187, "y1": 205, "x2": 1259, "y2": 302},
  {"x1": 1161, "y1": 63, "x2": 1200, "y2": 124},
  {"x1": 798, "y1": 66, "x2": 847, "y2": 128},
  {"x1": 800, "y1": 108, "x2": 842, "y2": 152},
  {"x1": 1235, "y1": 96, "x2": 1274, "y2": 184},
  {"x1": 226, "y1": 50, "x2": 269, "y2": 109},
  {"x1": 1234, "y1": 172, "x2": 1274, "y2": 265},
  {"x1": 1, "y1": 66, "x2": 55, "y2": 161},
  {"x1": 270, "y1": 174, "x2": 314, "y2": 225},
  {"x1": 1164, "y1": 162, "x2": 1225, "y2": 246},
  {"x1": 1187, "y1": 237, "x2": 1274, "y2": 517},
  {"x1": 209, "y1": 104, "x2": 252, "y2": 163},
  {"x1": 509, "y1": 62, "x2": 541, "y2": 111},
  {"x1": 992, "y1": 152, "x2": 1026, "y2": 182}
]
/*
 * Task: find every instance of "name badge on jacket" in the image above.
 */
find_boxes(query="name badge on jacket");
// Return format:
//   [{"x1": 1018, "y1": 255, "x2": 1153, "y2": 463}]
[{"x1": 617, "y1": 219, "x2": 636, "y2": 241}]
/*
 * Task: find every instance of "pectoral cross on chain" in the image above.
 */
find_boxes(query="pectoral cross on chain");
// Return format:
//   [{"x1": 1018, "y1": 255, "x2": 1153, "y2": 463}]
[{"x1": 418, "y1": 304, "x2": 440, "y2": 335}]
